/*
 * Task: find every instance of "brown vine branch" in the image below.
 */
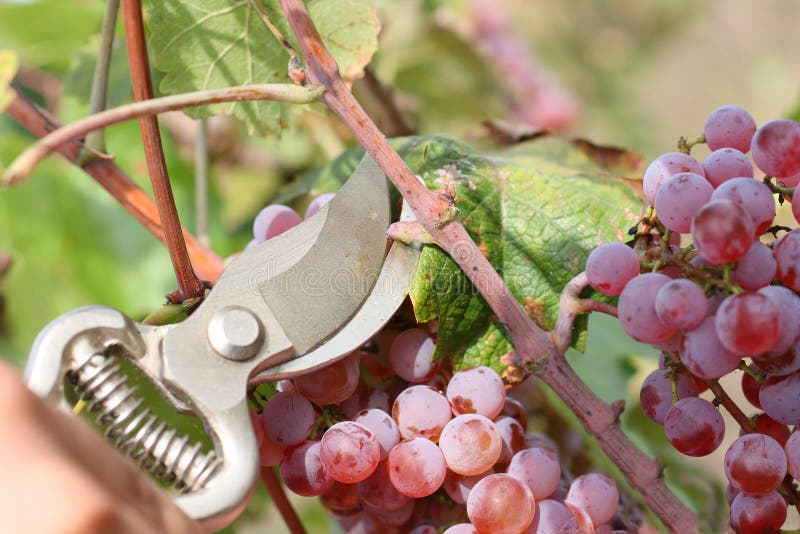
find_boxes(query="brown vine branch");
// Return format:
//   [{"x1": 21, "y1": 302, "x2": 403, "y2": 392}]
[
  {"x1": 554, "y1": 271, "x2": 618, "y2": 352},
  {"x1": 3, "y1": 84, "x2": 322, "y2": 185},
  {"x1": 259, "y1": 466, "x2": 306, "y2": 534},
  {"x1": 278, "y1": 0, "x2": 698, "y2": 531},
  {"x1": 3, "y1": 89, "x2": 224, "y2": 282},
  {"x1": 122, "y1": 0, "x2": 202, "y2": 300}
]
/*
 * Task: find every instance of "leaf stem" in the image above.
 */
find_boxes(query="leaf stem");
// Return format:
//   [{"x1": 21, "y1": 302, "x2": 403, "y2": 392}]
[
  {"x1": 79, "y1": 0, "x2": 120, "y2": 162},
  {"x1": 278, "y1": 0, "x2": 698, "y2": 530},
  {"x1": 3, "y1": 83, "x2": 322, "y2": 186},
  {"x1": 4, "y1": 89, "x2": 224, "y2": 281}
]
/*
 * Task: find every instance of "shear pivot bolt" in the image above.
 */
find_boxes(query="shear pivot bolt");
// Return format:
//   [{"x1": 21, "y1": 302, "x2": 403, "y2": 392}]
[{"x1": 207, "y1": 306, "x2": 264, "y2": 361}]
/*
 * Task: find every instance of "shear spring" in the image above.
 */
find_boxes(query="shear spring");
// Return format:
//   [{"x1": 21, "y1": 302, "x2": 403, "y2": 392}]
[{"x1": 69, "y1": 352, "x2": 222, "y2": 492}]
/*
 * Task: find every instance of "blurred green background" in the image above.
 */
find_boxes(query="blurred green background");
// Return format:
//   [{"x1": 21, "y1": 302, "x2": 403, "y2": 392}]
[{"x1": 1, "y1": 0, "x2": 799, "y2": 532}]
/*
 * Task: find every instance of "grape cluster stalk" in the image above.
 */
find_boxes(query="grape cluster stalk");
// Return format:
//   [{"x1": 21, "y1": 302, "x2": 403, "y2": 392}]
[
  {"x1": 586, "y1": 106, "x2": 800, "y2": 534},
  {"x1": 241, "y1": 201, "x2": 638, "y2": 533}
]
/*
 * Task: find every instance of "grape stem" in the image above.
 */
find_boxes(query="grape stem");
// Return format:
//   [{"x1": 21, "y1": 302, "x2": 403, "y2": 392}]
[
  {"x1": 259, "y1": 466, "x2": 307, "y2": 534},
  {"x1": 553, "y1": 272, "x2": 618, "y2": 352},
  {"x1": 278, "y1": 0, "x2": 699, "y2": 530},
  {"x1": 677, "y1": 133, "x2": 705, "y2": 155},
  {"x1": 3, "y1": 88, "x2": 224, "y2": 281}
]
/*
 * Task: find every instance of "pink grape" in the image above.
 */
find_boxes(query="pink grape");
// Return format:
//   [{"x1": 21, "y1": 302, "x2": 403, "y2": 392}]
[
  {"x1": 753, "y1": 347, "x2": 800, "y2": 377},
  {"x1": 774, "y1": 229, "x2": 800, "y2": 292},
  {"x1": 507, "y1": 446, "x2": 561, "y2": 500},
  {"x1": 654, "y1": 278, "x2": 707, "y2": 330},
  {"x1": 730, "y1": 491, "x2": 787, "y2": 534},
  {"x1": 759, "y1": 371, "x2": 800, "y2": 424},
  {"x1": 279, "y1": 440, "x2": 334, "y2": 496},
  {"x1": 564, "y1": 473, "x2": 619, "y2": 527},
  {"x1": 747, "y1": 414, "x2": 791, "y2": 447},
  {"x1": 642, "y1": 152, "x2": 705, "y2": 206},
  {"x1": 320, "y1": 481, "x2": 361, "y2": 513},
  {"x1": 341, "y1": 386, "x2": 391, "y2": 419},
  {"x1": 389, "y1": 328, "x2": 439, "y2": 383},
  {"x1": 466, "y1": 473, "x2": 535, "y2": 534},
  {"x1": 680, "y1": 316, "x2": 741, "y2": 379},
  {"x1": 784, "y1": 430, "x2": 800, "y2": 479},
  {"x1": 500, "y1": 396, "x2": 528, "y2": 430},
  {"x1": 446, "y1": 366, "x2": 506, "y2": 419},
  {"x1": 664, "y1": 397, "x2": 725, "y2": 456},
  {"x1": 654, "y1": 172, "x2": 713, "y2": 233},
  {"x1": 293, "y1": 351, "x2": 361, "y2": 405},
  {"x1": 494, "y1": 416, "x2": 525, "y2": 464},
  {"x1": 704, "y1": 105, "x2": 757, "y2": 152},
  {"x1": 585, "y1": 243, "x2": 640, "y2": 296},
  {"x1": 715, "y1": 292, "x2": 780, "y2": 355},
  {"x1": 758, "y1": 286, "x2": 800, "y2": 354},
  {"x1": 354, "y1": 408, "x2": 401, "y2": 461},
  {"x1": 392, "y1": 385, "x2": 452, "y2": 441},
  {"x1": 357, "y1": 460, "x2": 412, "y2": 511},
  {"x1": 258, "y1": 434, "x2": 285, "y2": 467},
  {"x1": 742, "y1": 371, "x2": 762, "y2": 409},
  {"x1": 724, "y1": 433, "x2": 787, "y2": 492},
  {"x1": 527, "y1": 500, "x2": 572, "y2": 534},
  {"x1": 710, "y1": 177, "x2": 776, "y2": 235},
  {"x1": 751, "y1": 118, "x2": 800, "y2": 178},
  {"x1": 260, "y1": 390, "x2": 315, "y2": 446},
  {"x1": 250, "y1": 410, "x2": 265, "y2": 448},
  {"x1": 639, "y1": 368, "x2": 699, "y2": 424},
  {"x1": 387, "y1": 438, "x2": 447, "y2": 498},
  {"x1": 304, "y1": 192, "x2": 335, "y2": 218},
  {"x1": 367, "y1": 500, "x2": 415, "y2": 527},
  {"x1": 252, "y1": 204, "x2": 301, "y2": 242},
  {"x1": 732, "y1": 242, "x2": 776, "y2": 290},
  {"x1": 702, "y1": 148, "x2": 754, "y2": 187},
  {"x1": 691, "y1": 199, "x2": 755, "y2": 265},
  {"x1": 443, "y1": 468, "x2": 494, "y2": 505},
  {"x1": 405, "y1": 521, "x2": 437, "y2": 533},
  {"x1": 617, "y1": 273, "x2": 676, "y2": 343},
  {"x1": 320, "y1": 421, "x2": 381, "y2": 483},
  {"x1": 443, "y1": 524, "x2": 478, "y2": 534},
  {"x1": 439, "y1": 414, "x2": 503, "y2": 475}
]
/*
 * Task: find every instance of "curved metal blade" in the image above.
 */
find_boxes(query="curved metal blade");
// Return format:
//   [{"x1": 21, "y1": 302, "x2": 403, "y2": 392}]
[{"x1": 255, "y1": 154, "x2": 390, "y2": 354}]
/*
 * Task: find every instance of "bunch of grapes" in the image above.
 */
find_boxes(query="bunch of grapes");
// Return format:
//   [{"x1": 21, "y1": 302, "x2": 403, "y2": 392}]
[
  {"x1": 586, "y1": 106, "x2": 800, "y2": 534},
  {"x1": 245, "y1": 198, "x2": 629, "y2": 533}
]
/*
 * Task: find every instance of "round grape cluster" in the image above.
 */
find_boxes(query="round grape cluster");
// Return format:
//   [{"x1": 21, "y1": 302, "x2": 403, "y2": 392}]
[{"x1": 586, "y1": 106, "x2": 800, "y2": 534}]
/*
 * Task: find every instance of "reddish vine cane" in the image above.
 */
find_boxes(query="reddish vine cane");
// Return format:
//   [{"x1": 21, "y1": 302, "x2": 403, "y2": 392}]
[{"x1": 278, "y1": 0, "x2": 698, "y2": 530}]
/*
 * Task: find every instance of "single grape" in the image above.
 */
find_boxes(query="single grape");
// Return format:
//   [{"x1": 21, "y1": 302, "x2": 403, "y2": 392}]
[
  {"x1": 726, "y1": 484, "x2": 741, "y2": 506},
  {"x1": 640, "y1": 368, "x2": 699, "y2": 424},
  {"x1": 650, "y1": 331, "x2": 682, "y2": 353},
  {"x1": 564, "y1": 473, "x2": 619, "y2": 527},
  {"x1": 494, "y1": 416, "x2": 525, "y2": 464},
  {"x1": 730, "y1": 491, "x2": 787, "y2": 534},
  {"x1": 499, "y1": 396, "x2": 528, "y2": 430},
  {"x1": 526, "y1": 499, "x2": 572, "y2": 534},
  {"x1": 724, "y1": 433, "x2": 787, "y2": 492},
  {"x1": 741, "y1": 370, "x2": 762, "y2": 409},
  {"x1": 443, "y1": 524, "x2": 478, "y2": 534},
  {"x1": 293, "y1": 351, "x2": 361, "y2": 405},
  {"x1": 679, "y1": 316, "x2": 741, "y2": 379},
  {"x1": 585, "y1": 242, "x2": 640, "y2": 296},
  {"x1": 357, "y1": 460, "x2": 412, "y2": 511},
  {"x1": 752, "y1": 346, "x2": 800, "y2": 377},
  {"x1": 731, "y1": 242, "x2": 777, "y2": 290},
  {"x1": 617, "y1": 273, "x2": 676, "y2": 343},
  {"x1": 715, "y1": 292, "x2": 780, "y2": 356},
  {"x1": 507, "y1": 446, "x2": 561, "y2": 500},
  {"x1": 759, "y1": 286, "x2": 800, "y2": 355},
  {"x1": 405, "y1": 522, "x2": 438, "y2": 534},
  {"x1": 664, "y1": 397, "x2": 725, "y2": 456},
  {"x1": 439, "y1": 414, "x2": 503, "y2": 475},
  {"x1": 320, "y1": 481, "x2": 361, "y2": 513},
  {"x1": 354, "y1": 408, "x2": 401, "y2": 461},
  {"x1": 655, "y1": 172, "x2": 713, "y2": 233},
  {"x1": 260, "y1": 390, "x2": 315, "y2": 446},
  {"x1": 524, "y1": 432, "x2": 559, "y2": 453},
  {"x1": 751, "y1": 118, "x2": 800, "y2": 177},
  {"x1": 258, "y1": 433, "x2": 285, "y2": 467},
  {"x1": 252, "y1": 204, "x2": 301, "y2": 242},
  {"x1": 320, "y1": 421, "x2": 381, "y2": 483},
  {"x1": 304, "y1": 192, "x2": 335, "y2": 219},
  {"x1": 784, "y1": 430, "x2": 800, "y2": 479},
  {"x1": 365, "y1": 500, "x2": 416, "y2": 528},
  {"x1": 710, "y1": 177, "x2": 776, "y2": 235},
  {"x1": 654, "y1": 278, "x2": 708, "y2": 331},
  {"x1": 341, "y1": 386, "x2": 391, "y2": 419},
  {"x1": 387, "y1": 438, "x2": 447, "y2": 498},
  {"x1": 279, "y1": 440, "x2": 334, "y2": 496},
  {"x1": 443, "y1": 468, "x2": 494, "y2": 505},
  {"x1": 446, "y1": 366, "x2": 506, "y2": 419},
  {"x1": 740, "y1": 414, "x2": 791, "y2": 447},
  {"x1": 249, "y1": 410, "x2": 265, "y2": 448},
  {"x1": 774, "y1": 229, "x2": 800, "y2": 292},
  {"x1": 702, "y1": 148, "x2": 754, "y2": 187},
  {"x1": 704, "y1": 105, "x2": 757, "y2": 152},
  {"x1": 759, "y1": 371, "x2": 800, "y2": 424},
  {"x1": 389, "y1": 328, "x2": 439, "y2": 383},
  {"x1": 642, "y1": 152, "x2": 705, "y2": 206},
  {"x1": 691, "y1": 199, "x2": 755, "y2": 264},
  {"x1": 392, "y1": 385, "x2": 452, "y2": 441},
  {"x1": 466, "y1": 473, "x2": 535, "y2": 534}
]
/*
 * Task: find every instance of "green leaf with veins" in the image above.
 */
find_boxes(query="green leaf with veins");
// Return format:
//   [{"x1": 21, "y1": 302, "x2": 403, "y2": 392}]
[
  {"x1": 288, "y1": 135, "x2": 641, "y2": 376},
  {"x1": 146, "y1": 0, "x2": 379, "y2": 136}
]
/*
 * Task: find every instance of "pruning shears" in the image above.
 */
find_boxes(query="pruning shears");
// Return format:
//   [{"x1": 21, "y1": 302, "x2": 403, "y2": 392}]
[{"x1": 22, "y1": 154, "x2": 421, "y2": 527}]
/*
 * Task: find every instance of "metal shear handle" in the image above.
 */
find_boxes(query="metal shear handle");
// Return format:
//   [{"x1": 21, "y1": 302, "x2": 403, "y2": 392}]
[{"x1": 23, "y1": 154, "x2": 421, "y2": 528}]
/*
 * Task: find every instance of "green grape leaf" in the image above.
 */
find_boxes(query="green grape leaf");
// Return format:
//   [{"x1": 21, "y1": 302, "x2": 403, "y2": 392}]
[
  {"x1": 0, "y1": 50, "x2": 18, "y2": 113},
  {"x1": 146, "y1": 0, "x2": 379, "y2": 136},
  {"x1": 287, "y1": 135, "x2": 641, "y2": 376}
]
